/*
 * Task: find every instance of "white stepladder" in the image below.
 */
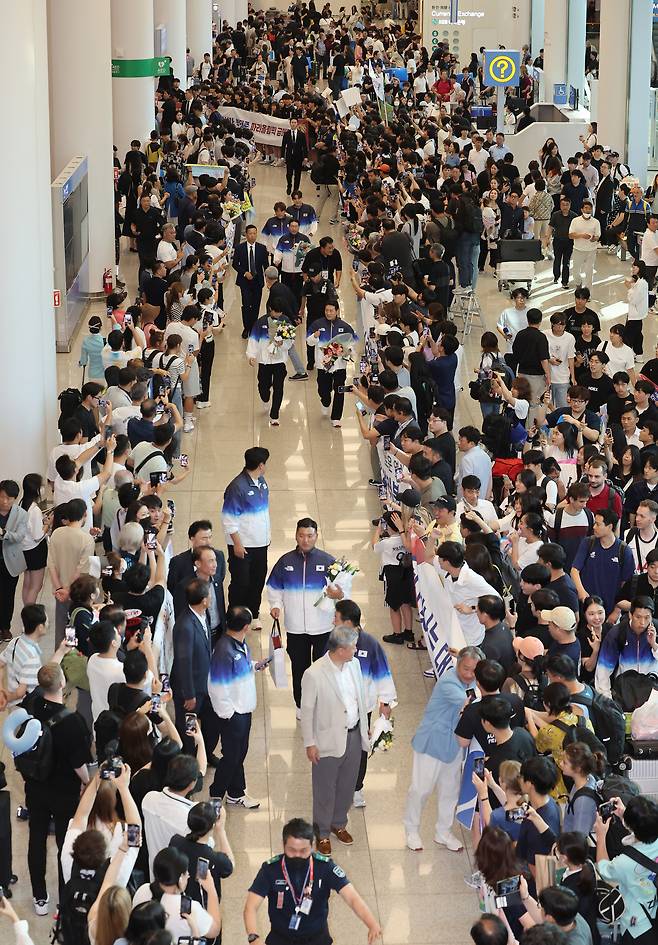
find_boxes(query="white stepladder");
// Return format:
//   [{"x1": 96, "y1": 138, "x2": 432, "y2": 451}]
[{"x1": 449, "y1": 287, "x2": 483, "y2": 339}]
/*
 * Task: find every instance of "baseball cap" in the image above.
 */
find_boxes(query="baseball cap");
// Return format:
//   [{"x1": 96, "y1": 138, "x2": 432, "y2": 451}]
[
  {"x1": 398, "y1": 487, "x2": 421, "y2": 508},
  {"x1": 540, "y1": 607, "x2": 577, "y2": 633},
  {"x1": 306, "y1": 265, "x2": 321, "y2": 277},
  {"x1": 431, "y1": 496, "x2": 456, "y2": 512},
  {"x1": 512, "y1": 636, "x2": 545, "y2": 660},
  {"x1": 379, "y1": 163, "x2": 391, "y2": 174}
]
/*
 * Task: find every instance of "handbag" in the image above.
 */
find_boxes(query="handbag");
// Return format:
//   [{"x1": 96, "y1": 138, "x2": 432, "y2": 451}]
[
  {"x1": 534, "y1": 853, "x2": 558, "y2": 893},
  {"x1": 268, "y1": 618, "x2": 288, "y2": 690}
]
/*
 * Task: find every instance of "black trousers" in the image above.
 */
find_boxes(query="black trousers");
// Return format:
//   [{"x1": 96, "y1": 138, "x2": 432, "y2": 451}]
[
  {"x1": 257, "y1": 363, "x2": 287, "y2": 419},
  {"x1": 317, "y1": 368, "x2": 347, "y2": 421},
  {"x1": 355, "y1": 711, "x2": 372, "y2": 791},
  {"x1": 198, "y1": 338, "x2": 215, "y2": 402},
  {"x1": 173, "y1": 691, "x2": 220, "y2": 758},
  {"x1": 210, "y1": 711, "x2": 252, "y2": 798},
  {"x1": 26, "y1": 782, "x2": 78, "y2": 901},
  {"x1": 306, "y1": 314, "x2": 323, "y2": 369},
  {"x1": 286, "y1": 631, "x2": 330, "y2": 708},
  {"x1": 266, "y1": 926, "x2": 331, "y2": 945},
  {"x1": 0, "y1": 556, "x2": 18, "y2": 633},
  {"x1": 240, "y1": 282, "x2": 263, "y2": 333},
  {"x1": 227, "y1": 544, "x2": 268, "y2": 617},
  {"x1": 281, "y1": 272, "x2": 303, "y2": 307},
  {"x1": 553, "y1": 238, "x2": 573, "y2": 285},
  {"x1": 286, "y1": 162, "x2": 303, "y2": 193},
  {"x1": 625, "y1": 318, "x2": 644, "y2": 355}
]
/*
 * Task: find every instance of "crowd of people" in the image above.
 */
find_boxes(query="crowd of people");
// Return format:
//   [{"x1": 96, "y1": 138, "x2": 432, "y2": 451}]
[{"x1": 3, "y1": 3, "x2": 658, "y2": 945}]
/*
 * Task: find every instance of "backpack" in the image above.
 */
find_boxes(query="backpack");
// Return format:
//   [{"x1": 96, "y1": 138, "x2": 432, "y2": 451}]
[
  {"x1": 612, "y1": 669, "x2": 658, "y2": 712},
  {"x1": 575, "y1": 690, "x2": 627, "y2": 766},
  {"x1": 465, "y1": 203, "x2": 483, "y2": 234},
  {"x1": 511, "y1": 672, "x2": 547, "y2": 712},
  {"x1": 552, "y1": 506, "x2": 594, "y2": 542},
  {"x1": 604, "y1": 479, "x2": 624, "y2": 514},
  {"x1": 58, "y1": 388, "x2": 82, "y2": 431},
  {"x1": 551, "y1": 716, "x2": 609, "y2": 759},
  {"x1": 493, "y1": 550, "x2": 521, "y2": 605},
  {"x1": 53, "y1": 859, "x2": 109, "y2": 945},
  {"x1": 14, "y1": 707, "x2": 71, "y2": 782},
  {"x1": 565, "y1": 784, "x2": 602, "y2": 819}
]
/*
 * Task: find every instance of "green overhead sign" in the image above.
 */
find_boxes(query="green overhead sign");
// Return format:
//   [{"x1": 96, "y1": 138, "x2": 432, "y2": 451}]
[{"x1": 112, "y1": 57, "x2": 170, "y2": 78}]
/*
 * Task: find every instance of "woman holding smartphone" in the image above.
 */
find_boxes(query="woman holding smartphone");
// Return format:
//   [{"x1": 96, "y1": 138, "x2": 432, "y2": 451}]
[{"x1": 171, "y1": 801, "x2": 234, "y2": 918}]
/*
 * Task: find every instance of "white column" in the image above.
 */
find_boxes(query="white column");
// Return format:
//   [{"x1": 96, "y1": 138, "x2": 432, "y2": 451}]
[
  {"x1": 112, "y1": 0, "x2": 155, "y2": 160},
  {"x1": 627, "y1": 0, "x2": 653, "y2": 185},
  {"x1": 221, "y1": 0, "x2": 237, "y2": 30},
  {"x1": 531, "y1": 0, "x2": 545, "y2": 60},
  {"x1": 542, "y1": 0, "x2": 567, "y2": 101},
  {"x1": 3, "y1": 0, "x2": 58, "y2": 478},
  {"x1": 47, "y1": 0, "x2": 115, "y2": 295},
  {"x1": 234, "y1": 0, "x2": 248, "y2": 24},
  {"x1": 187, "y1": 0, "x2": 213, "y2": 65},
  {"x1": 597, "y1": 0, "x2": 630, "y2": 156},
  {"x1": 566, "y1": 0, "x2": 586, "y2": 106},
  {"x1": 154, "y1": 0, "x2": 187, "y2": 83}
]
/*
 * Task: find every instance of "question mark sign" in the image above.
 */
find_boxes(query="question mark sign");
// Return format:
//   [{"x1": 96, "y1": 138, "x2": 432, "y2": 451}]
[{"x1": 499, "y1": 59, "x2": 509, "y2": 80}]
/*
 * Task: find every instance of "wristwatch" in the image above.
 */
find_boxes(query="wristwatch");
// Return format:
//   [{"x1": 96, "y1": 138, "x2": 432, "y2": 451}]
[{"x1": 247, "y1": 935, "x2": 259, "y2": 943}]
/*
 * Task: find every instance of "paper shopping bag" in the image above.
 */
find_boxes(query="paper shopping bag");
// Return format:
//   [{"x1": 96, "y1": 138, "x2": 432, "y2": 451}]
[{"x1": 268, "y1": 618, "x2": 288, "y2": 689}]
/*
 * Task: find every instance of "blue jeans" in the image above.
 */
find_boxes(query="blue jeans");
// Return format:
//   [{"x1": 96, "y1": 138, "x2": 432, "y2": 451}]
[
  {"x1": 480, "y1": 401, "x2": 500, "y2": 420},
  {"x1": 457, "y1": 232, "x2": 481, "y2": 288}
]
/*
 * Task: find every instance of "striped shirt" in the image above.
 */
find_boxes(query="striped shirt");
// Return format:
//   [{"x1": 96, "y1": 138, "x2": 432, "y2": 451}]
[{"x1": 0, "y1": 634, "x2": 42, "y2": 699}]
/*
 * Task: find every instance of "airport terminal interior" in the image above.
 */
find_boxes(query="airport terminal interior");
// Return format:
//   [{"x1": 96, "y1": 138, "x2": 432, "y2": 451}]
[{"x1": 4, "y1": 2, "x2": 658, "y2": 945}]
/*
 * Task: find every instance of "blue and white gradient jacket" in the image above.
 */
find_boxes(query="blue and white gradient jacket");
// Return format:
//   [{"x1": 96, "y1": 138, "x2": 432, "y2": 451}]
[
  {"x1": 355, "y1": 628, "x2": 397, "y2": 712},
  {"x1": 222, "y1": 469, "x2": 271, "y2": 548},
  {"x1": 594, "y1": 622, "x2": 658, "y2": 698},
  {"x1": 274, "y1": 232, "x2": 311, "y2": 273},
  {"x1": 286, "y1": 202, "x2": 318, "y2": 238},
  {"x1": 266, "y1": 547, "x2": 353, "y2": 635},
  {"x1": 261, "y1": 214, "x2": 291, "y2": 255},
  {"x1": 246, "y1": 315, "x2": 294, "y2": 365},
  {"x1": 208, "y1": 633, "x2": 257, "y2": 718},
  {"x1": 306, "y1": 317, "x2": 358, "y2": 374}
]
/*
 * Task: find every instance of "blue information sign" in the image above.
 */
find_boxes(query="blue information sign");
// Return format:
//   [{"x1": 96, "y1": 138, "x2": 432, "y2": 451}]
[{"x1": 483, "y1": 49, "x2": 521, "y2": 88}]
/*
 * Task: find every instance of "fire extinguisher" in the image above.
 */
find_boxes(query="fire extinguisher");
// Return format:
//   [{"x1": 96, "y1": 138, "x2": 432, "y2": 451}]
[{"x1": 103, "y1": 268, "x2": 113, "y2": 295}]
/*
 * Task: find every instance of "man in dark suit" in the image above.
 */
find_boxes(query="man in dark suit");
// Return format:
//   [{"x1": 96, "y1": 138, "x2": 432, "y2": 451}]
[
  {"x1": 168, "y1": 518, "x2": 215, "y2": 596},
  {"x1": 281, "y1": 118, "x2": 308, "y2": 196},
  {"x1": 170, "y1": 578, "x2": 220, "y2": 762},
  {"x1": 172, "y1": 546, "x2": 226, "y2": 644},
  {"x1": 232, "y1": 224, "x2": 268, "y2": 338}
]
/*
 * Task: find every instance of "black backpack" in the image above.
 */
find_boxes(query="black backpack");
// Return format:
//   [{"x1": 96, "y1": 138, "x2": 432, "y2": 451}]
[
  {"x1": 551, "y1": 716, "x2": 609, "y2": 759},
  {"x1": 14, "y1": 708, "x2": 71, "y2": 782},
  {"x1": 94, "y1": 690, "x2": 126, "y2": 764},
  {"x1": 53, "y1": 860, "x2": 109, "y2": 945},
  {"x1": 575, "y1": 690, "x2": 627, "y2": 765},
  {"x1": 511, "y1": 672, "x2": 546, "y2": 712},
  {"x1": 465, "y1": 203, "x2": 483, "y2": 234},
  {"x1": 612, "y1": 669, "x2": 658, "y2": 712}
]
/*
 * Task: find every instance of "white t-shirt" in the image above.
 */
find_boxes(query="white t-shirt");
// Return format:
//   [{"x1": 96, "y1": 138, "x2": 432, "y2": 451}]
[
  {"x1": 456, "y1": 498, "x2": 498, "y2": 526},
  {"x1": 469, "y1": 147, "x2": 489, "y2": 175},
  {"x1": 53, "y1": 475, "x2": 100, "y2": 533},
  {"x1": 164, "y1": 321, "x2": 199, "y2": 355},
  {"x1": 545, "y1": 330, "x2": 576, "y2": 384},
  {"x1": 569, "y1": 215, "x2": 600, "y2": 252},
  {"x1": 48, "y1": 436, "x2": 101, "y2": 483},
  {"x1": 640, "y1": 228, "x2": 658, "y2": 268},
  {"x1": 112, "y1": 405, "x2": 141, "y2": 436},
  {"x1": 497, "y1": 306, "x2": 529, "y2": 353},
  {"x1": 624, "y1": 526, "x2": 658, "y2": 572},
  {"x1": 516, "y1": 537, "x2": 541, "y2": 569},
  {"x1": 599, "y1": 341, "x2": 635, "y2": 377},
  {"x1": 87, "y1": 654, "x2": 126, "y2": 722},
  {"x1": 373, "y1": 534, "x2": 405, "y2": 568},
  {"x1": 157, "y1": 240, "x2": 179, "y2": 266},
  {"x1": 132, "y1": 887, "x2": 213, "y2": 941}
]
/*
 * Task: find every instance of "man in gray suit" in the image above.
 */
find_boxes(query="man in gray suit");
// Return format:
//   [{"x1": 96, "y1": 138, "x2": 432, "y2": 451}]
[{"x1": 300, "y1": 625, "x2": 369, "y2": 855}]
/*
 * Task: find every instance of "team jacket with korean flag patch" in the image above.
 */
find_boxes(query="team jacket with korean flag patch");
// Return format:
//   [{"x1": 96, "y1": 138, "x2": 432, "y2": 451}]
[
  {"x1": 355, "y1": 628, "x2": 397, "y2": 712},
  {"x1": 246, "y1": 315, "x2": 295, "y2": 365},
  {"x1": 266, "y1": 547, "x2": 353, "y2": 635},
  {"x1": 261, "y1": 214, "x2": 291, "y2": 255},
  {"x1": 222, "y1": 470, "x2": 271, "y2": 548},
  {"x1": 208, "y1": 632, "x2": 257, "y2": 718},
  {"x1": 273, "y1": 231, "x2": 311, "y2": 273},
  {"x1": 286, "y1": 201, "x2": 318, "y2": 237}
]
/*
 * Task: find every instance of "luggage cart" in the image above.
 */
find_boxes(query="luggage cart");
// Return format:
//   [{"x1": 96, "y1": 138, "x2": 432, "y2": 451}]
[
  {"x1": 628, "y1": 742, "x2": 658, "y2": 799},
  {"x1": 496, "y1": 239, "x2": 543, "y2": 293}
]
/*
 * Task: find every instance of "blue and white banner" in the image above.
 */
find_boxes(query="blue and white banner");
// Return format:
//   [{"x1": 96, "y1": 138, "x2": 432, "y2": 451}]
[
  {"x1": 456, "y1": 737, "x2": 485, "y2": 830},
  {"x1": 411, "y1": 537, "x2": 465, "y2": 680}
]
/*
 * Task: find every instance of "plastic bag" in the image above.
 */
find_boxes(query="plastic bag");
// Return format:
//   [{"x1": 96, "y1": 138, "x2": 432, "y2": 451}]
[{"x1": 630, "y1": 688, "x2": 658, "y2": 740}]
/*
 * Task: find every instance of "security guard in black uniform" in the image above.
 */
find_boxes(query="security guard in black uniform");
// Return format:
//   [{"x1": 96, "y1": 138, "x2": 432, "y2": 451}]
[{"x1": 243, "y1": 817, "x2": 382, "y2": 945}]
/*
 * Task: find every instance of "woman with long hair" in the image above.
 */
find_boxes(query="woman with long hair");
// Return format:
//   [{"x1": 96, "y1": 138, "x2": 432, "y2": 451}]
[
  {"x1": 503, "y1": 635, "x2": 547, "y2": 710},
  {"x1": 624, "y1": 259, "x2": 649, "y2": 358},
  {"x1": 526, "y1": 682, "x2": 594, "y2": 798},
  {"x1": 19, "y1": 473, "x2": 50, "y2": 604},
  {"x1": 509, "y1": 512, "x2": 545, "y2": 572},
  {"x1": 475, "y1": 826, "x2": 534, "y2": 939},
  {"x1": 560, "y1": 742, "x2": 606, "y2": 835},
  {"x1": 91, "y1": 886, "x2": 132, "y2": 945},
  {"x1": 576, "y1": 595, "x2": 610, "y2": 683},
  {"x1": 609, "y1": 444, "x2": 642, "y2": 491},
  {"x1": 171, "y1": 802, "x2": 234, "y2": 912},
  {"x1": 544, "y1": 421, "x2": 579, "y2": 486},
  {"x1": 555, "y1": 832, "x2": 599, "y2": 944},
  {"x1": 408, "y1": 352, "x2": 438, "y2": 435}
]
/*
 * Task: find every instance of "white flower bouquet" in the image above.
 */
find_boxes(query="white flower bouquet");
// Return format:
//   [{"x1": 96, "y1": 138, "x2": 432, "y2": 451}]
[
  {"x1": 313, "y1": 557, "x2": 359, "y2": 608},
  {"x1": 369, "y1": 715, "x2": 394, "y2": 756}
]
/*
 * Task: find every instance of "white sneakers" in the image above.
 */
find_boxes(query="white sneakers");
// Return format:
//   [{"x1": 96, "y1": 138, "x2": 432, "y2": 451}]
[
  {"x1": 434, "y1": 831, "x2": 464, "y2": 852},
  {"x1": 183, "y1": 419, "x2": 194, "y2": 433},
  {"x1": 406, "y1": 832, "x2": 423, "y2": 851},
  {"x1": 321, "y1": 405, "x2": 330, "y2": 417},
  {"x1": 196, "y1": 401, "x2": 211, "y2": 409},
  {"x1": 331, "y1": 420, "x2": 341, "y2": 428},
  {"x1": 33, "y1": 897, "x2": 49, "y2": 916},
  {"x1": 295, "y1": 707, "x2": 302, "y2": 721},
  {"x1": 226, "y1": 794, "x2": 260, "y2": 809},
  {"x1": 353, "y1": 790, "x2": 366, "y2": 808}
]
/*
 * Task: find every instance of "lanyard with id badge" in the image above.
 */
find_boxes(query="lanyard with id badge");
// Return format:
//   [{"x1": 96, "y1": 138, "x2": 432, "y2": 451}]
[{"x1": 280, "y1": 856, "x2": 314, "y2": 931}]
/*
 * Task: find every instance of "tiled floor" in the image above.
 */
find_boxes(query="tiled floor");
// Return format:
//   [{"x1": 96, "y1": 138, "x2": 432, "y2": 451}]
[{"x1": 5, "y1": 161, "x2": 649, "y2": 944}]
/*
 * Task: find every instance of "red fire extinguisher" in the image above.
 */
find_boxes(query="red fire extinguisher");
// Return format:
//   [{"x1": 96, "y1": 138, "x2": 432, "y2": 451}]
[{"x1": 103, "y1": 268, "x2": 113, "y2": 295}]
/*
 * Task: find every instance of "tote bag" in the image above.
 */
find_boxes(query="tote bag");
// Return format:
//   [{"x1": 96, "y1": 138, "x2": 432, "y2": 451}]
[{"x1": 268, "y1": 618, "x2": 288, "y2": 689}]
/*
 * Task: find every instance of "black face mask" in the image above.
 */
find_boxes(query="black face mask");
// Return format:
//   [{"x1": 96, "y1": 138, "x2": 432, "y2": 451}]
[{"x1": 285, "y1": 855, "x2": 310, "y2": 870}]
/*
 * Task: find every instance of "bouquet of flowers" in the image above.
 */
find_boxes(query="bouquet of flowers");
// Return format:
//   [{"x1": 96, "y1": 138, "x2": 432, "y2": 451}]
[
  {"x1": 346, "y1": 225, "x2": 367, "y2": 254},
  {"x1": 267, "y1": 319, "x2": 296, "y2": 355},
  {"x1": 369, "y1": 715, "x2": 394, "y2": 756},
  {"x1": 222, "y1": 197, "x2": 243, "y2": 220},
  {"x1": 314, "y1": 557, "x2": 360, "y2": 607}
]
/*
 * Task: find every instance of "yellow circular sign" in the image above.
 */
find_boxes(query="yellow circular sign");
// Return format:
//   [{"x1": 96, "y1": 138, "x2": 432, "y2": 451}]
[{"x1": 488, "y1": 54, "x2": 517, "y2": 84}]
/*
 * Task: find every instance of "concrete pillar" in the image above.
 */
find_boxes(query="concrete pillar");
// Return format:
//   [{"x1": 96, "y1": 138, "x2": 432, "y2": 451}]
[
  {"x1": 154, "y1": 0, "x2": 187, "y2": 84},
  {"x1": 531, "y1": 0, "x2": 545, "y2": 61},
  {"x1": 221, "y1": 0, "x2": 237, "y2": 30},
  {"x1": 627, "y1": 0, "x2": 653, "y2": 185},
  {"x1": 3, "y1": 0, "x2": 58, "y2": 477},
  {"x1": 566, "y1": 0, "x2": 586, "y2": 107},
  {"x1": 47, "y1": 0, "x2": 115, "y2": 295},
  {"x1": 111, "y1": 0, "x2": 155, "y2": 160},
  {"x1": 187, "y1": 0, "x2": 213, "y2": 65},
  {"x1": 597, "y1": 0, "x2": 630, "y2": 158},
  {"x1": 542, "y1": 0, "x2": 567, "y2": 101},
  {"x1": 234, "y1": 0, "x2": 248, "y2": 25}
]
